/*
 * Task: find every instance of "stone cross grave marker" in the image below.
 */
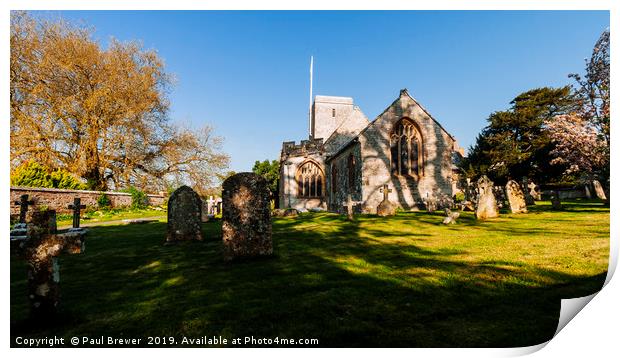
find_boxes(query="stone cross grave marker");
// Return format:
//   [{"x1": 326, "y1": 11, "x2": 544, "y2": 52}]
[
  {"x1": 377, "y1": 184, "x2": 396, "y2": 217},
  {"x1": 10, "y1": 209, "x2": 87, "y2": 320},
  {"x1": 380, "y1": 184, "x2": 392, "y2": 202},
  {"x1": 475, "y1": 175, "x2": 499, "y2": 220},
  {"x1": 14, "y1": 194, "x2": 34, "y2": 224},
  {"x1": 344, "y1": 193, "x2": 354, "y2": 221},
  {"x1": 68, "y1": 197, "x2": 86, "y2": 228}
]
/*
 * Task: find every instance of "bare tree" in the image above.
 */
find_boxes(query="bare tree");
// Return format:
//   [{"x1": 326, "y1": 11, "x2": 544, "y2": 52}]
[{"x1": 10, "y1": 11, "x2": 229, "y2": 193}]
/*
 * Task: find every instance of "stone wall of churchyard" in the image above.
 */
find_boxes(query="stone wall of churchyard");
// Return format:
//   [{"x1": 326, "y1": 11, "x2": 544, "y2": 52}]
[
  {"x1": 358, "y1": 91, "x2": 457, "y2": 213},
  {"x1": 10, "y1": 186, "x2": 166, "y2": 216}
]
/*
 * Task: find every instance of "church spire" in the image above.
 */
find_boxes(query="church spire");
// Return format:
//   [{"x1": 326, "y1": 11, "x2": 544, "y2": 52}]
[{"x1": 308, "y1": 55, "x2": 313, "y2": 139}]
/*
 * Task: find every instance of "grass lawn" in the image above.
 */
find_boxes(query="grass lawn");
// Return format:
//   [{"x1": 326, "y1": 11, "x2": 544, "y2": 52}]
[
  {"x1": 56, "y1": 208, "x2": 166, "y2": 228},
  {"x1": 10, "y1": 200, "x2": 609, "y2": 347}
]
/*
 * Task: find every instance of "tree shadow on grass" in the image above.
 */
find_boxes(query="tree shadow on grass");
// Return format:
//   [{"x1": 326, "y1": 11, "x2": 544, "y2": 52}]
[{"x1": 10, "y1": 211, "x2": 608, "y2": 347}]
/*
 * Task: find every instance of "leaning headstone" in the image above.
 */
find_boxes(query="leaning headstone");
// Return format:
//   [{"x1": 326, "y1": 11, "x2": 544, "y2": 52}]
[
  {"x1": 475, "y1": 175, "x2": 499, "y2": 220},
  {"x1": 592, "y1": 180, "x2": 607, "y2": 200},
  {"x1": 528, "y1": 181, "x2": 541, "y2": 200},
  {"x1": 442, "y1": 208, "x2": 460, "y2": 225},
  {"x1": 377, "y1": 184, "x2": 396, "y2": 216},
  {"x1": 166, "y1": 186, "x2": 203, "y2": 243},
  {"x1": 10, "y1": 221, "x2": 86, "y2": 320},
  {"x1": 550, "y1": 190, "x2": 562, "y2": 210},
  {"x1": 505, "y1": 180, "x2": 528, "y2": 214},
  {"x1": 222, "y1": 173, "x2": 272, "y2": 261}
]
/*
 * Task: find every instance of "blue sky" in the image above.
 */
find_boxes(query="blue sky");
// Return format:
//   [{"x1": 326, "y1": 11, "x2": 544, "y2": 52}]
[{"x1": 38, "y1": 10, "x2": 609, "y2": 173}]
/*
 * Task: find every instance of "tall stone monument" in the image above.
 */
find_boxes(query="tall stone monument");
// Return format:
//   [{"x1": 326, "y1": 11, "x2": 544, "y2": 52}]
[
  {"x1": 505, "y1": 180, "x2": 528, "y2": 214},
  {"x1": 166, "y1": 186, "x2": 203, "y2": 243},
  {"x1": 222, "y1": 173, "x2": 273, "y2": 261},
  {"x1": 475, "y1": 175, "x2": 499, "y2": 220}
]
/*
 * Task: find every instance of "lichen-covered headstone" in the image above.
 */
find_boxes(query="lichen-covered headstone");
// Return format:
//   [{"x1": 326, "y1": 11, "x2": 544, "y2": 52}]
[
  {"x1": 475, "y1": 175, "x2": 499, "y2": 220},
  {"x1": 505, "y1": 180, "x2": 528, "y2": 214},
  {"x1": 222, "y1": 173, "x2": 272, "y2": 261},
  {"x1": 166, "y1": 185, "x2": 203, "y2": 243}
]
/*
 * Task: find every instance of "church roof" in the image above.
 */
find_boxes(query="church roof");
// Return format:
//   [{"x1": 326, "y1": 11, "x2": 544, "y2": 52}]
[{"x1": 327, "y1": 88, "x2": 457, "y2": 160}]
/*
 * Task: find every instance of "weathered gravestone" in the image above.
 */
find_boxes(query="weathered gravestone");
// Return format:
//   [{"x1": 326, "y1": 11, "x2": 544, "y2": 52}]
[
  {"x1": 10, "y1": 208, "x2": 86, "y2": 320},
  {"x1": 377, "y1": 184, "x2": 396, "y2": 217},
  {"x1": 475, "y1": 175, "x2": 499, "y2": 220},
  {"x1": 505, "y1": 180, "x2": 528, "y2": 214},
  {"x1": 222, "y1": 173, "x2": 272, "y2": 261},
  {"x1": 166, "y1": 186, "x2": 203, "y2": 243},
  {"x1": 592, "y1": 180, "x2": 607, "y2": 201},
  {"x1": 343, "y1": 193, "x2": 355, "y2": 221},
  {"x1": 442, "y1": 208, "x2": 460, "y2": 225}
]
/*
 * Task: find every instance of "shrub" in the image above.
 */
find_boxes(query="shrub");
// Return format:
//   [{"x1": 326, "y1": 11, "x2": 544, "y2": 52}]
[
  {"x1": 453, "y1": 192, "x2": 466, "y2": 203},
  {"x1": 11, "y1": 160, "x2": 86, "y2": 190},
  {"x1": 125, "y1": 186, "x2": 148, "y2": 209},
  {"x1": 97, "y1": 193, "x2": 112, "y2": 209}
]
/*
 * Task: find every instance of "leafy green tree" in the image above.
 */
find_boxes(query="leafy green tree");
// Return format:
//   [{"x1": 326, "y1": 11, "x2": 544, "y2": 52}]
[
  {"x1": 252, "y1": 160, "x2": 280, "y2": 207},
  {"x1": 462, "y1": 87, "x2": 576, "y2": 184},
  {"x1": 11, "y1": 160, "x2": 87, "y2": 189}
]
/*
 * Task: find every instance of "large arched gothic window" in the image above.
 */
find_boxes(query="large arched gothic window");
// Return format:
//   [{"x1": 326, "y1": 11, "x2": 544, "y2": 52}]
[
  {"x1": 297, "y1": 161, "x2": 324, "y2": 198},
  {"x1": 390, "y1": 118, "x2": 423, "y2": 178}
]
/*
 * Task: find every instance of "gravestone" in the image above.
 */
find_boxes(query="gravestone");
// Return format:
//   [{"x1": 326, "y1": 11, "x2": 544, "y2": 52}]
[
  {"x1": 521, "y1": 177, "x2": 536, "y2": 205},
  {"x1": 475, "y1": 175, "x2": 499, "y2": 220},
  {"x1": 584, "y1": 184, "x2": 592, "y2": 199},
  {"x1": 377, "y1": 184, "x2": 396, "y2": 217},
  {"x1": 222, "y1": 173, "x2": 272, "y2": 261},
  {"x1": 14, "y1": 194, "x2": 34, "y2": 224},
  {"x1": 505, "y1": 180, "x2": 528, "y2": 214},
  {"x1": 68, "y1": 197, "x2": 86, "y2": 229},
  {"x1": 442, "y1": 208, "x2": 460, "y2": 225},
  {"x1": 166, "y1": 186, "x2": 203, "y2": 243},
  {"x1": 343, "y1": 194, "x2": 354, "y2": 221},
  {"x1": 201, "y1": 199, "x2": 211, "y2": 222},
  {"x1": 592, "y1": 180, "x2": 607, "y2": 200},
  {"x1": 550, "y1": 190, "x2": 562, "y2": 210},
  {"x1": 10, "y1": 210, "x2": 86, "y2": 320},
  {"x1": 528, "y1": 181, "x2": 541, "y2": 200}
]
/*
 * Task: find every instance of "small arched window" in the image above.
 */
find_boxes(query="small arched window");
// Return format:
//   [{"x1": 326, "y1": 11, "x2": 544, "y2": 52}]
[
  {"x1": 390, "y1": 118, "x2": 423, "y2": 178},
  {"x1": 297, "y1": 161, "x2": 324, "y2": 198},
  {"x1": 347, "y1": 154, "x2": 356, "y2": 192}
]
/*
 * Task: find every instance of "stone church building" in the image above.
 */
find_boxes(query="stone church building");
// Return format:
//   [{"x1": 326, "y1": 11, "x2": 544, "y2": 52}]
[{"x1": 279, "y1": 89, "x2": 463, "y2": 214}]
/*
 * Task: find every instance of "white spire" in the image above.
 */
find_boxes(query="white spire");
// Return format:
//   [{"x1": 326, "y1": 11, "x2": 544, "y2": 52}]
[{"x1": 308, "y1": 55, "x2": 313, "y2": 139}]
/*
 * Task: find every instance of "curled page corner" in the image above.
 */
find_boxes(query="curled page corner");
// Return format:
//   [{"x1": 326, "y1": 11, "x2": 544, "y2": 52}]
[{"x1": 554, "y1": 293, "x2": 598, "y2": 337}]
